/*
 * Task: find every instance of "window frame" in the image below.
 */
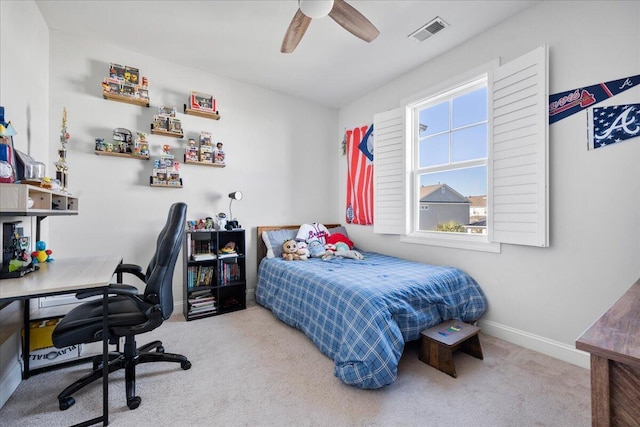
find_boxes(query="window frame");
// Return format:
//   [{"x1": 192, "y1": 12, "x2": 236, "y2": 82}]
[{"x1": 402, "y1": 60, "x2": 500, "y2": 253}]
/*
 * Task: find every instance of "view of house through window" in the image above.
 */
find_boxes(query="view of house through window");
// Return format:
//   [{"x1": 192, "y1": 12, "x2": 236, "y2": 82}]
[{"x1": 414, "y1": 77, "x2": 488, "y2": 235}]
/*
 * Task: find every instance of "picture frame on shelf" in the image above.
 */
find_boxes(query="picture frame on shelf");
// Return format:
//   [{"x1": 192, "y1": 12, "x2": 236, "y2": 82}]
[{"x1": 190, "y1": 91, "x2": 216, "y2": 112}]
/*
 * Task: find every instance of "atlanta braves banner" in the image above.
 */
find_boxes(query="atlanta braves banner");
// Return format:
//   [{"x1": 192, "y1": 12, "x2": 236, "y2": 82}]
[
  {"x1": 587, "y1": 104, "x2": 640, "y2": 150},
  {"x1": 345, "y1": 124, "x2": 374, "y2": 225},
  {"x1": 549, "y1": 74, "x2": 640, "y2": 124}
]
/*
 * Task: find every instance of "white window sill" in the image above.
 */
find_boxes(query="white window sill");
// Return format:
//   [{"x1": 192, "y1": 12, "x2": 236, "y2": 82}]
[{"x1": 400, "y1": 232, "x2": 501, "y2": 253}]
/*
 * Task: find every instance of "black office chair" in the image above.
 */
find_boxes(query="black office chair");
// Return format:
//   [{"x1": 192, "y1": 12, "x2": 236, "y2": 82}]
[{"x1": 52, "y1": 202, "x2": 191, "y2": 410}]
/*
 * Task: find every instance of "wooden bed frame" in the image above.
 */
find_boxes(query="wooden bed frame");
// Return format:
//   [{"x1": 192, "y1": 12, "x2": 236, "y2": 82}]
[{"x1": 256, "y1": 224, "x2": 341, "y2": 265}]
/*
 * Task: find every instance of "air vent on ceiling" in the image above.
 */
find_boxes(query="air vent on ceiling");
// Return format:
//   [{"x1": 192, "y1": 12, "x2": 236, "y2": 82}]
[{"x1": 408, "y1": 17, "x2": 449, "y2": 42}]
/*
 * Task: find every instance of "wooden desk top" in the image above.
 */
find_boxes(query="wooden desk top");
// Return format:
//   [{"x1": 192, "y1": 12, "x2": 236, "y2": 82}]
[
  {"x1": 0, "y1": 256, "x2": 121, "y2": 300},
  {"x1": 576, "y1": 278, "x2": 640, "y2": 368}
]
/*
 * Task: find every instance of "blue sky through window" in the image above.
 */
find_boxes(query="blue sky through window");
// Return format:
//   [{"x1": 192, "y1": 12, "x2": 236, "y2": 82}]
[{"x1": 417, "y1": 86, "x2": 487, "y2": 197}]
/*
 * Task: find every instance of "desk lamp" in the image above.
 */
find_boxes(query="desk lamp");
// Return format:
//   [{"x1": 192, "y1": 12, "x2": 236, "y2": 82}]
[{"x1": 227, "y1": 191, "x2": 243, "y2": 229}]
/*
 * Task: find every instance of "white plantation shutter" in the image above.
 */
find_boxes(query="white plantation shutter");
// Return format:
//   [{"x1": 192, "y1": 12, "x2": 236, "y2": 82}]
[
  {"x1": 373, "y1": 108, "x2": 408, "y2": 234},
  {"x1": 489, "y1": 45, "x2": 549, "y2": 247}
]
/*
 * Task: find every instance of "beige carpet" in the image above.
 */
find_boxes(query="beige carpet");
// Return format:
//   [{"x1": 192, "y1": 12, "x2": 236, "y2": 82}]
[{"x1": 0, "y1": 303, "x2": 590, "y2": 426}]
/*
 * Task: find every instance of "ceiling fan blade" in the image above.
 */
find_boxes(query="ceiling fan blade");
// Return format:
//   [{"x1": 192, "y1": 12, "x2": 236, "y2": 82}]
[
  {"x1": 328, "y1": 0, "x2": 379, "y2": 43},
  {"x1": 281, "y1": 9, "x2": 313, "y2": 53}
]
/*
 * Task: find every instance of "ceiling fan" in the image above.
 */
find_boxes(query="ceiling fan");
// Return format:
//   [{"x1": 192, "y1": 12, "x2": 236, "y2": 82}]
[{"x1": 281, "y1": 0, "x2": 380, "y2": 53}]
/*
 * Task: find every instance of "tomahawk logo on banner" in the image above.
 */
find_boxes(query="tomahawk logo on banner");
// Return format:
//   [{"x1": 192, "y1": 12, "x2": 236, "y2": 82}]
[
  {"x1": 587, "y1": 104, "x2": 640, "y2": 150},
  {"x1": 345, "y1": 124, "x2": 374, "y2": 225},
  {"x1": 549, "y1": 74, "x2": 640, "y2": 124}
]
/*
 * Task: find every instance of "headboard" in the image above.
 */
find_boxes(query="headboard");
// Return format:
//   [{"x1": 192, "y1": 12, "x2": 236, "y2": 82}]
[{"x1": 256, "y1": 224, "x2": 342, "y2": 264}]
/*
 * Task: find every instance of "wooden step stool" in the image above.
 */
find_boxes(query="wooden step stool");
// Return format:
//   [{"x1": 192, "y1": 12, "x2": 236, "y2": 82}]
[{"x1": 419, "y1": 319, "x2": 483, "y2": 378}]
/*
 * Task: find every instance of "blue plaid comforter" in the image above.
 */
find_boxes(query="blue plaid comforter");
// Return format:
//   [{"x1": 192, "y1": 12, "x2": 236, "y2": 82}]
[{"x1": 255, "y1": 251, "x2": 487, "y2": 389}]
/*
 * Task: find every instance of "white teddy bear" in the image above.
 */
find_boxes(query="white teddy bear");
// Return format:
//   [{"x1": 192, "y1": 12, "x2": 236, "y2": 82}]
[{"x1": 296, "y1": 241, "x2": 310, "y2": 261}]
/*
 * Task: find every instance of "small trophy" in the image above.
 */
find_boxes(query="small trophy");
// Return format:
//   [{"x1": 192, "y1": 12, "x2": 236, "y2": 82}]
[{"x1": 55, "y1": 107, "x2": 69, "y2": 191}]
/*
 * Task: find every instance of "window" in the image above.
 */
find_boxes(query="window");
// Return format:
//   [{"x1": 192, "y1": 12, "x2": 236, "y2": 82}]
[
  {"x1": 373, "y1": 45, "x2": 548, "y2": 251},
  {"x1": 413, "y1": 77, "x2": 488, "y2": 236}
]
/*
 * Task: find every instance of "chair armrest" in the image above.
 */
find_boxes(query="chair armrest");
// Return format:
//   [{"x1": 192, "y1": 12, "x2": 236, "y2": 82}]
[
  {"x1": 115, "y1": 263, "x2": 146, "y2": 282},
  {"x1": 75, "y1": 283, "x2": 140, "y2": 299}
]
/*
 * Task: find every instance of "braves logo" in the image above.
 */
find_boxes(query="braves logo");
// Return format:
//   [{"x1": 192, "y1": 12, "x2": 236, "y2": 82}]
[
  {"x1": 595, "y1": 106, "x2": 640, "y2": 141},
  {"x1": 619, "y1": 78, "x2": 634, "y2": 90},
  {"x1": 549, "y1": 89, "x2": 595, "y2": 116}
]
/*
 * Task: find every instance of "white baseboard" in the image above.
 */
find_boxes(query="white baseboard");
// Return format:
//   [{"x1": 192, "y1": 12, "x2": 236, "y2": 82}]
[
  {"x1": 478, "y1": 319, "x2": 590, "y2": 370},
  {"x1": 0, "y1": 360, "x2": 22, "y2": 409}
]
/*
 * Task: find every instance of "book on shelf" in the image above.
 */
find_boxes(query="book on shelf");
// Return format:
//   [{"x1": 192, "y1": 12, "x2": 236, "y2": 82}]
[
  {"x1": 189, "y1": 306, "x2": 217, "y2": 315},
  {"x1": 187, "y1": 265, "x2": 216, "y2": 288},
  {"x1": 189, "y1": 298, "x2": 215, "y2": 307},
  {"x1": 217, "y1": 252, "x2": 239, "y2": 259},
  {"x1": 221, "y1": 262, "x2": 241, "y2": 285},
  {"x1": 189, "y1": 289, "x2": 212, "y2": 297},
  {"x1": 188, "y1": 295, "x2": 215, "y2": 303},
  {"x1": 192, "y1": 253, "x2": 216, "y2": 261}
]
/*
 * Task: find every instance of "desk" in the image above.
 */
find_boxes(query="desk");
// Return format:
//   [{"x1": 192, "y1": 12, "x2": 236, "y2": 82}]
[
  {"x1": 576, "y1": 278, "x2": 640, "y2": 426},
  {"x1": 0, "y1": 255, "x2": 122, "y2": 427}
]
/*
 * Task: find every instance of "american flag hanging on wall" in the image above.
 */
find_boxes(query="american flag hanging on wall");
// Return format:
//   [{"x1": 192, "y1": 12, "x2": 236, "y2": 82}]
[
  {"x1": 345, "y1": 124, "x2": 374, "y2": 225},
  {"x1": 587, "y1": 104, "x2": 640, "y2": 150}
]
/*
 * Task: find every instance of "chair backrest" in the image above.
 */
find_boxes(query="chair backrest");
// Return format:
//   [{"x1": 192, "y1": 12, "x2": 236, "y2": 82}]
[{"x1": 143, "y1": 202, "x2": 187, "y2": 319}]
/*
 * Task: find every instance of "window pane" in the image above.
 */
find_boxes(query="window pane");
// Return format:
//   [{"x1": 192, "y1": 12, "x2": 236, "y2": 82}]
[
  {"x1": 419, "y1": 133, "x2": 449, "y2": 167},
  {"x1": 419, "y1": 166, "x2": 487, "y2": 198},
  {"x1": 417, "y1": 166, "x2": 487, "y2": 233},
  {"x1": 451, "y1": 124, "x2": 487, "y2": 162},
  {"x1": 418, "y1": 101, "x2": 449, "y2": 137},
  {"x1": 452, "y1": 87, "x2": 487, "y2": 128}
]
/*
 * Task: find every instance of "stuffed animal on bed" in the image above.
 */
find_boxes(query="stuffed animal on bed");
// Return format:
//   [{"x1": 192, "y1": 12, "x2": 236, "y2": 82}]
[
  {"x1": 282, "y1": 239, "x2": 302, "y2": 261},
  {"x1": 322, "y1": 233, "x2": 364, "y2": 260},
  {"x1": 296, "y1": 241, "x2": 310, "y2": 260},
  {"x1": 307, "y1": 240, "x2": 326, "y2": 258},
  {"x1": 322, "y1": 241, "x2": 364, "y2": 261}
]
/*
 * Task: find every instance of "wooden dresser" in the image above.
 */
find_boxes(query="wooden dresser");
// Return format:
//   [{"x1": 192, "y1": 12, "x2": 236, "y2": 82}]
[{"x1": 576, "y1": 278, "x2": 640, "y2": 426}]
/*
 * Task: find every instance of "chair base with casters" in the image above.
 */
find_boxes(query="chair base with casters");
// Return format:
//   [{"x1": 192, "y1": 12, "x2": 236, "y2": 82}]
[
  {"x1": 57, "y1": 335, "x2": 191, "y2": 410},
  {"x1": 52, "y1": 202, "x2": 190, "y2": 411}
]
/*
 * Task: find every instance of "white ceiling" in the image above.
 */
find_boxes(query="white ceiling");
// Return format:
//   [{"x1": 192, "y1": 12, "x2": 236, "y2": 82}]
[{"x1": 35, "y1": 0, "x2": 539, "y2": 109}]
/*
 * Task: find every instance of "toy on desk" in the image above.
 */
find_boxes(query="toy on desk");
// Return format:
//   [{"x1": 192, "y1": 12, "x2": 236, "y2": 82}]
[{"x1": 31, "y1": 240, "x2": 54, "y2": 263}]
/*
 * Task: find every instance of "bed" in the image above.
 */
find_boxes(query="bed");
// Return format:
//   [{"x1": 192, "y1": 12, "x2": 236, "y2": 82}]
[{"x1": 255, "y1": 224, "x2": 487, "y2": 389}]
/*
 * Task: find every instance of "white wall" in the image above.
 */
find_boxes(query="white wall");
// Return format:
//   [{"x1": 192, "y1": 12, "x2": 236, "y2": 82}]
[
  {"x1": 337, "y1": 0, "x2": 640, "y2": 367},
  {"x1": 45, "y1": 30, "x2": 338, "y2": 303},
  {"x1": 0, "y1": 0, "x2": 50, "y2": 408}
]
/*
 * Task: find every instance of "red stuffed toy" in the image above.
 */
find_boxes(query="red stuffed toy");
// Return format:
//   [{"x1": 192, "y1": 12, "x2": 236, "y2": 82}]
[{"x1": 325, "y1": 233, "x2": 354, "y2": 249}]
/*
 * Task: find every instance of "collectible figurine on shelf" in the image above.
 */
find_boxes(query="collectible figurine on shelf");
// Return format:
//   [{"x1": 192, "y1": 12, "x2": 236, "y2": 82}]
[
  {"x1": 214, "y1": 142, "x2": 225, "y2": 164},
  {"x1": 95, "y1": 138, "x2": 105, "y2": 151},
  {"x1": 215, "y1": 212, "x2": 227, "y2": 230},
  {"x1": 185, "y1": 138, "x2": 199, "y2": 162}
]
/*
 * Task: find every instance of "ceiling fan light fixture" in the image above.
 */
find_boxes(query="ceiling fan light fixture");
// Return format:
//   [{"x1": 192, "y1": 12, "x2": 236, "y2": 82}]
[{"x1": 299, "y1": 0, "x2": 334, "y2": 19}]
